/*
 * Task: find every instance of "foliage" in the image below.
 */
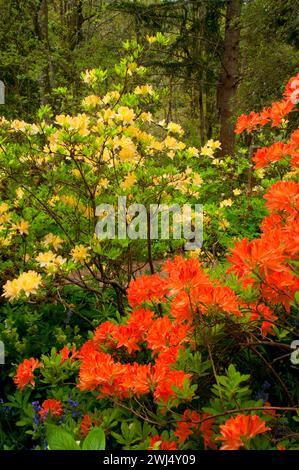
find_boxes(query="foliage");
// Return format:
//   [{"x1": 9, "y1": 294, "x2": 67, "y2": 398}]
[{"x1": 0, "y1": 36, "x2": 298, "y2": 451}]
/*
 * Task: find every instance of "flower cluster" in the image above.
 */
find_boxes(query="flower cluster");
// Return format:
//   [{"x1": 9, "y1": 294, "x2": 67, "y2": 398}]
[
  {"x1": 235, "y1": 74, "x2": 299, "y2": 134},
  {"x1": 216, "y1": 414, "x2": 270, "y2": 450},
  {"x1": 39, "y1": 399, "x2": 63, "y2": 421},
  {"x1": 2, "y1": 271, "x2": 42, "y2": 301},
  {"x1": 13, "y1": 358, "x2": 41, "y2": 390}
]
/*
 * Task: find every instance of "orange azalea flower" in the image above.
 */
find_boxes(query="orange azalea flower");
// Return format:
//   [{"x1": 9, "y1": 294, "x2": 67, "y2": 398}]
[
  {"x1": 174, "y1": 420, "x2": 194, "y2": 444},
  {"x1": 174, "y1": 409, "x2": 200, "y2": 444},
  {"x1": 268, "y1": 99, "x2": 294, "y2": 126},
  {"x1": 93, "y1": 321, "x2": 119, "y2": 348},
  {"x1": 261, "y1": 214, "x2": 282, "y2": 233},
  {"x1": 253, "y1": 142, "x2": 293, "y2": 169},
  {"x1": 149, "y1": 435, "x2": 177, "y2": 450},
  {"x1": 264, "y1": 181, "x2": 299, "y2": 216},
  {"x1": 162, "y1": 256, "x2": 212, "y2": 294},
  {"x1": 146, "y1": 316, "x2": 191, "y2": 353},
  {"x1": 235, "y1": 75, "x2": 298, "y2": 134},
  {"x1": 127, "y1": 273, "x2": 168, "y2": 308},
  {"x1": 14, "y1": 357, "x2": 41, "y2": 390},
  {"x1": 261, "y1": 271, "x2": 299, "y2": 312},
  {"x1": 227, "y1": 237, "x2": 287, "y2": 280},
  {"x1": 113, "y1": 324, "x2": 142, "y2": 353},
  {"x1": 122, "y1": 363, "x2": 151, "y2": 396},
  {"x1": 80, "y1": 414, "x2": 93, "y2": 437},
  {"x1": 284, "y1": 73, "x2": 299, "y2": 104},
  {"x1": 79, "y1": 348, "x2": 127, "y2": 396},
  {"x1": 153, "y1": 368, "x2": 191, "y2": 403},
  {"x1": 39, "y1": 399, "x2": 63, "y2": 420},
  {"x1": 126, "y1": 308, "x2": 154, "y2": 333},
  {"x1": 200, "y1": 413, "x2": 216, "y2": 449},
  {"x1": 216, "y1": 414, "x2": 270, "y2": 450},
  {"x1": 59, "y1": 345, "x2": 78, "y2": 364}
]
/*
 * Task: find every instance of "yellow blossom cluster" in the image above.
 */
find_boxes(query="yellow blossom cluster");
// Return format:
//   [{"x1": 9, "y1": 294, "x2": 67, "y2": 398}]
[
  {"x1": 2, "y1": 271, "x2": 42, "y2": 301},
  {"x1": 200, "y1": 139, "x2": 221, "y2": 157},
  {"x1": 55, "y1": 113, "x2": 90, "y2": 136},
  {"x1": 36, "y1": 251, "x2": 66, "y2": 273},
  {"x1": 71, "y1": 245, "x2": 90, "y2": 263},
  {"x1": 11, "y1": 219, "x2": 29, "y2": 235},
  {"x1": 220, "y1": 199, "x2": 233, "y2": 208},
  {"x1": 43, "y1": 233, "x2": 64, "y2": 251}
]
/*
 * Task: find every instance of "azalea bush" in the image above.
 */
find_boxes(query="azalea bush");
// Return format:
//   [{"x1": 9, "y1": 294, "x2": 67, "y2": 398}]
[
  {"x1": 0, "y1": 38, "x2": 272, "y2": 386},
  {"x1": 0, "y1": 39, "x2": 298, "y2": 450}
]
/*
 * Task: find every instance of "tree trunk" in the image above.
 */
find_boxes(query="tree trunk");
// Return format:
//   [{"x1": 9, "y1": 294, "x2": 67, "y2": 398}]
[
  {"x1": 37, "y1": 0, "x2": 52, "y2": 105},
  {"x1": 217, "y1": 0, "x2": 241, "y2": 157}
]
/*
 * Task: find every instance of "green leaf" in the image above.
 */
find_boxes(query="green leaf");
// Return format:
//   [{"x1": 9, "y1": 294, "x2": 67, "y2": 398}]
[
  {"x1": 82, "y1": 427, "x2": 106, "y2": 450},
  {"x1": 46, "y1": 425, "x2": 80, "y2": 451}
]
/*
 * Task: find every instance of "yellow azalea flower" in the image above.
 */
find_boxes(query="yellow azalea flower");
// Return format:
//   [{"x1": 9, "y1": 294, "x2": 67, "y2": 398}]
[
  {"x1": 71, "y1": 245, "x2": 90, "y2": 263},
  {"x1": 36, "y1": 251, "x2": 57, "y2": 267},
  {"x1": 60, "y1": 195, "x2": 77, "y2": 207},
  {"x1": 134, "y1": 84, "x2": 154, "y2": 95},
  {"x1": 12, "y1": 220, "x2": 29, "y2": 235},
  {"x1": 189, "y1": 248, "x2": 202, "y2": 259},
  {"x1": 212, "y1": 158, "x2": 221, "y2": 166},
  {"x1": 200, "y1": 145, "x2": 214, "y2": 157},
  {"x1": 127, "y1": 62, "x2": 139, "y2": 75},
  {"x1": 120, "y1": 172, "x2": 137, "y2": 190},
  {"x1": 117, "y1": 106, "x2": 136, "y2": 123},
  {"x1": 0, "y1": 235, "x2": 12, "y2": 247},
  {"x1": 82, "y1": 69, "x2": 97, "y2": 85},
  {"x1": 2, "y1": 279, "x2": 20, "y2": 300},
  {"x1": 0, "y1": 203, "x2": 9, "y2": 214},
  {"x1": 102, "y1": 90, "x2": 120, "y2": 104},
  {"x1": 55, "y1": 113, "x2": 90, "y2": 136},
  {"x1": 3, "y1": 271, "x2": 42, "y2": 301},
  {"x1": 219, "y1": 219, "x2": 230, "y2": 230},
  {"x1": 220, "y1": 199, "x2": 233, "y2": 208},
  {"x1": 10, "y1": 120, "x2": 27, "y2": 132},
  {"x1": 233, "y1": 188, "x2": 242, "y2": 196},
  {"x1": 167, "y1": 122, "x2": 184, "y2": 135},
  {"x1": 149, "y1": 140, "x2": 164, "y2": 152},
  {"x1": 0, "y1": 117, "x2": 9, "y2": 126},
  {"x1": 139, "y1": 112, "x2": 153, "y2": 122},
  {"x1": 82, "y1": 95, "x2": 101, "y2": 107},
  {"x1": 83, "y1": 206, "x2": 93, "y2": 219},
  {"x1": 126, "y1": 125, "x2": 142, "y2": 139},
  {"x1": 206, "y1": 139, "x2": 221, "y2": 150},
  {"x1": 36, "y1": 251, "x2": 66, "y2": 273},
  {"x1": 103, "y1": 108, "x2": 116, "y2": 121},
  {"x1": 71, "y1": 169, "x2": 81, "y2": 178},
  {"x1": 102, "y1": 148, "x2": 112, "y2": 162},
  {"x1": 187, "y1": 147, "x2": 199, "y2": 157},
  {"x1": 164, "y1": 135, "x2": 186, "y2": 151},
  {"x1": 99, "y1": 178, "x2": 109, "y2": 189},
  {"x1": 119, "y1": 146, "x2": 136, "y2": 160},
  {"x1": 146, "y1": 35, "x2": 157, "y2": 43},
  {"x1": 48, "y1": 196, "x2": 59, "y2": 207},
  {"x1": 0, "y1": 212, "x2": 11, "y2": 224},
  {"x1": 15, "y1": 188, "x2": 24, "y2": 200},
  {"x1": 193, "y1": 174, "x2": 203, "y2": 186},
  {"x1": 27, "y1": 124, "x2": 39, "y2": 135},
  {"x1": 115, "y1": 136, "x2": 137, "y2": 161}
]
